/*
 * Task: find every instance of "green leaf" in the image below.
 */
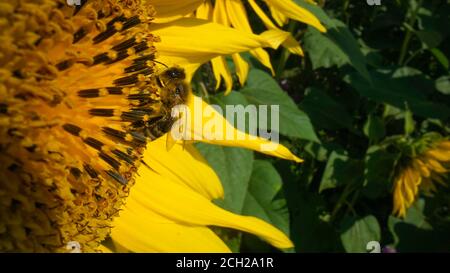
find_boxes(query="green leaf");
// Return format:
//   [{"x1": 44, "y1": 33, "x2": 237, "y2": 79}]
[
  {"x1": 276, "y1": 160, "x2": 343, "y2": 252},
  {"x1": 319, "y1": 151, "x2": 364, "y2": 193},
  {"x1": 388, "y1": 199, "x2": 431, "y2": 251},
  {"x1": 387, "y1": 199, "x2": 450, "y2": 252},
  {"x1": 435, "y1": 76, "x2": 450, "y2": 95},
  {"x1": 303, "y1": 27, "x2": 348, "y2": 69},
  {"x1": 296, "y1": 0, "x2": 369, "y2": 79},
  {"x1": 299, "y1": 87, "x2": 354, "y2": 130},
  {"x1": 242, "y1": 160, "x2": 290, "y2": 235},
  {"x1": 303, "y1": 141, "x2": 329, "y2": 162},
  {"x1": 211, "y1": 91, "x2": 249, "y2": 109},
  {"x1": 346, "y1": 69, "x2": 450, "y2": 119},
  {"x1": 418, "y1": 3, "x2": 450, "y2": 43},
  {"x1": 241, "y1": 69, "x2": 319, "y2": 142},
  {"x1": 299, "y1": 0, "x2": 370, "y2": 81},
  {"x1": 388, "y1": 199, "x2": 432, "y2": 235},
  {"x1": 415, "y1": 30, "x2": 443, "y2": 49},
  {"x1": 430, "y1": 48, "x2": 449, "y2": 70},
  {"x1": 195, "y1": 143, "x2": 253, "y2": 213},
  {"x1": 363, "y1": 114, "x2": 385, "y2": 141},
  {"x1": 210, "y1": 227, "x2": 242, "y2": 253},
  {"x1": 362, "y1": 146, "x2": 400, "y2": 199},
  {"x1": 340, "y1": 215, "x2": 381, "y2": 253},
  {"x1": 303, "y1": 24, "x2": 370, "y2": 81}
]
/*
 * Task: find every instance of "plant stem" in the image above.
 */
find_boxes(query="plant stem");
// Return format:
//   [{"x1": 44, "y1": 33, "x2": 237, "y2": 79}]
[
  {"x1": 397, "y1": 0, "x2": 424, "y2": 65},
  {"x1": 342, "y1": 0, "x2": 350, "y2": 25},
  {"x1": 404, "y1": 48, "x2": 424, "y2": 66},
  {"x1": 276, "y1": 49, "x2": 290, "y2": 80},
  {"x1": 345, "y1": 191, "x2": 360, "y2": 217},
  {"x1": 330, "y1": 182, "x2": 355, "y2": 222},
  {"x1": 199, "y1": 82, "x2": 210, "y2": 101},
  {"x1": 275, "y1": 21, "x2": 297, "y2": 79}
]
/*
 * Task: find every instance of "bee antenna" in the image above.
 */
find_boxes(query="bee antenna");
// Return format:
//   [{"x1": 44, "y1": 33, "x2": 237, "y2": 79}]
[{"x1": 153, "y1": 60, "x2": 169, "y2": 68}]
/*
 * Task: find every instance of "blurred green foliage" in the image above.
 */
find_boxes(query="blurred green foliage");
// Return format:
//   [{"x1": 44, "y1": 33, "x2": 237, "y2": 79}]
[{"x1": 195, "y1": 0, "x2": 450, "y2": 252}]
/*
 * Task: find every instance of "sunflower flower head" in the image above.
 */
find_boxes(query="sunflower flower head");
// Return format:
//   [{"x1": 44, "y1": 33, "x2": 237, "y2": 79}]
[
  {"x1": 393, "y1": 137, "x2": 450, "y2": 218},
  {"x1": 0, "y1": 0, "x2": 299, "y2": 253},
  {"x1": 0, "y1": 0, "x2": 188, "y2": 252}
]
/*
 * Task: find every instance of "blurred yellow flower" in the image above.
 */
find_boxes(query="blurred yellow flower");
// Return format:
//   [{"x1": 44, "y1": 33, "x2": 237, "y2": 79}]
[
  {"x1": 0, "y1": 0, "x2": 298, "y2": 252},
  {"x1": 393, "y1": 140, "x2": 450, "y2": 218}
]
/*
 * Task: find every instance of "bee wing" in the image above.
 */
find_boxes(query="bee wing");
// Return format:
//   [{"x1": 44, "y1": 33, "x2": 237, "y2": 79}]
[
  {"x1": 165, "y1": 104, "x2": 188, "y2": 151},
  {"x1": 165, "y1": 133, "x2": 189, "y2": 152},
  {"x1": 165, "y1": 132, "x2": 177, "y2": 151}
]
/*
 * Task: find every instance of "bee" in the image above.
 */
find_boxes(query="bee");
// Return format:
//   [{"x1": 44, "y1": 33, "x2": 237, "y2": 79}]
[
  {"x1": 157, "y1": 66, "x2": 188, "y2": 110},
  {"x1": 142, "y1": 66, "x2": 189, "y2": 140}
]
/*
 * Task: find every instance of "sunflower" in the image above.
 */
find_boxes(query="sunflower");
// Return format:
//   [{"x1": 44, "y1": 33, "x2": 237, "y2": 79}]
[
  {"x1": 150, "y1": 0, "x2": 325, "y2": 93},
  {"x1": 0, "y1": 0, "x2": 300, "y2": 252},
  {"x1": 393, "y1": 139, "x2": 450, "y2": 218}
]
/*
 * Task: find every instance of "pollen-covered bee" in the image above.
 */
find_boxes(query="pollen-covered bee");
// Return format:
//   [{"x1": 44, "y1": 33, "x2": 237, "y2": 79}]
[{"x1": 142, "y1": 66, "x2": 189, "y2": 140}]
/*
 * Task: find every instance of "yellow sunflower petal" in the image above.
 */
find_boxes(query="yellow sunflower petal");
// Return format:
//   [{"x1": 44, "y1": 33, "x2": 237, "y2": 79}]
[
  {"x1": 248, "y1": 0, "x2": 277, "y2": 29},
  {"x1": 423, "y1": 157, "x2": 447, "y2": 173},
  {"x1": 393, "y1": 176, "x2": 406, "y2": 217},
  {"x1": 248, "y1": 0, "x2": 303, "y2": 56},
  {"x1": 152, "y1": 0, "x2": 203, "y2": 23},
  {"x1": 195, "y1": 0, "x2": 236, "y2": 92},
  {"x1": 401, "y1": 172, "x2": 415, "y2": 204},
  {"x1": 128, "y1": 167, "x2": 294, "y2": 249},
  {"x1": 437, "y1": 141, "x2": 450, "y2": 150},
  {"x1": 144, "y1": 137, "x2": 224, "y2": 200},
  {"x1": 211, "y1": 56, "x2": 233, "y2": 93},
  {"x1": 259, "y1": 29, "x2": 292, "y2": 50},
  {"x1": 264, "y1": 0, "x2": 326, "y2": 32},
  {"x1": 225, "y1": 0, "x2": 253, "y2": 32},
  {"x1": 413, "y1": 159, "x2": 431, "y2": 178},
  {"x1": 149, "y1": 18, "x2": 272, "y2": 79},
  {"x1": 111, "y1": 202, "x2": 230, "y2": 253},
  {"x1": 250, "y1": 48, "x2": 276, "y2": 75},
  {"x1": 425, "y1": 149, "x2": 450, "y2": 162},
  {"x1": 232, "y1": 53, "x2": 250, "y2": 87},
  {"x1": 282, "y1": 35, "x2": 305, "y2": 56},
  {"x1": 183, "y1": 95, "x2": 302, "y2": 162},
  {"x1": 196, "y1": 0, "x2": 213, "y2": 20},
  {"x1": 269, "y1": 5, "x2": 289, "y2": 27},
  {"x1": 226, "y1": 0, "x2": 275, "y2": 74},
  {"x1": 213, "y1": 0, "x2": 230, "y2": 26}
]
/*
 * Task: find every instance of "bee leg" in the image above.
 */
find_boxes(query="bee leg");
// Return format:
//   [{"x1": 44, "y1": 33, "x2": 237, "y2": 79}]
[{"x1": 144, "y1": 127, "x2": 158, "y2": 140}]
